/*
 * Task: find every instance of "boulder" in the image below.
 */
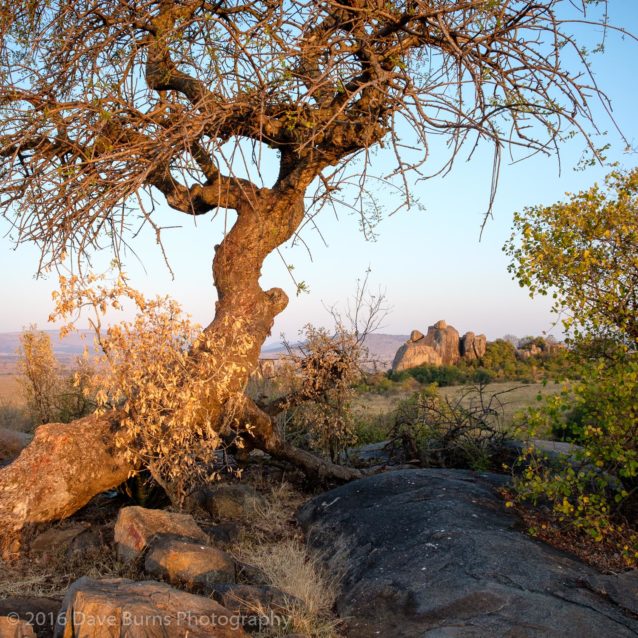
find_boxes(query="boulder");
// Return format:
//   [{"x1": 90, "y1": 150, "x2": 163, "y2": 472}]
[
  {"x1": 392, "y1": 320, "x2": 464, "y2": 371},
  {"x1": 144, "y1": 536, "x2": 236, "y2": 590},
  {"x1": 29, "y1": 524, "x2": 89, "y2": 556},
  {"x1": 0, "y1": 617, "x2": 36, "y2": 638},
  {"x1": 195, "y1": 484, "x2": 264, "y2": 520},
  {"x1": 114, "y1": 506, "x2": 208, "y2": 562},
  {"x1": 0, "y1": 598, "x2": 60, "y2": 638},
  {"x1": 460, "y1": 332, "x2": 487, "y2": 361},
  {"x1": 53, "y1": 577, "x2": 246, "y2": 638},
  {"x1": 298, "y1": 469, "x2": 638, "y2": 638},
  {"x1": 391, "y1": 341, "x2": 441, "y2": 372}
]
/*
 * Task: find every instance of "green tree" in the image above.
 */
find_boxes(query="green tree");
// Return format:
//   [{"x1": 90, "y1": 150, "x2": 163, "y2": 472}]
[
  {"x1": 506, "y1": 169, "x2": 638, "y2": 563},
  {"x1": 505, "y1": 170, "x2": 638, "y2": 348}
]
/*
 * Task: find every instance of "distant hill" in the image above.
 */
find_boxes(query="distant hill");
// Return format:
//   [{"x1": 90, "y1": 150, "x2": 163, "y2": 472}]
[
  {"x1": 0, "y1": 330, "x2": 409, "y2": 373},
  {"x1": 0, "y1": 330, "x2": 95, "y2": 371},
  {"x1": 261, "y1": 333, "x2": 408, "y2": 369}
]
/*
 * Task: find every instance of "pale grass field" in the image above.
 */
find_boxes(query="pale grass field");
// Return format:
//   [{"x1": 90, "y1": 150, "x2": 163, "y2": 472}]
[
  {"x1": 0, "y1": 374, "x2": 23, "y2": 405},
  {"x1": 354, "y1": 381, "x2": 565, "y2": 430}
]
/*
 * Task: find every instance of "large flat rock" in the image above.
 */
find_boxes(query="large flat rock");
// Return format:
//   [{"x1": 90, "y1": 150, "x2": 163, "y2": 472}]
[
  {"x1": 297, "y1": 469, "x2": 638, "y2": 637},
  {"x1": 53, "y1": 577, "x2": 246, "y2": 637}
]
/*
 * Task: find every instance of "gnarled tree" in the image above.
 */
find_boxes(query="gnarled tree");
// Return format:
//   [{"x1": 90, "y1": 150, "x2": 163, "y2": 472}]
[{"x1": 0, "y1": 0, "x2": 628, "y2": 555}]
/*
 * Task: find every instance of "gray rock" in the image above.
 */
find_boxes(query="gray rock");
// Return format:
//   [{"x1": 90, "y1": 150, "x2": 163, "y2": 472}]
[
  {"x1": 297, "y1": 469, "x2": 638, "y2": 638},
  {"x1": 114, "y1": 506, "x2": 208, "y2": 562},
  {"x1": 53, "y1": 577, "x2": 246, "y2": 637},
  {"x1": 342, "y1": 441, "x2": 394, "y2": 468},
  {"x1": 144, "y1": 536, "x2": 236, "y2": 590}
]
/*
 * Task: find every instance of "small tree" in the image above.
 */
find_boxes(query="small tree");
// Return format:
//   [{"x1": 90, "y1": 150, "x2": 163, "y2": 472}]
[
  {"x1": 506, "y1": 169, "x2": 638, "y2": 563},
  {"x1": 18, "y1": 327, "x2": 60, "y2": 427}
]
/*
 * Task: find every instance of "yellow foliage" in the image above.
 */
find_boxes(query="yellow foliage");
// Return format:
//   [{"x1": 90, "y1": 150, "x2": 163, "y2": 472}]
[{"x1": 51, "y1": 273, "x2": 253, "y2": 504}]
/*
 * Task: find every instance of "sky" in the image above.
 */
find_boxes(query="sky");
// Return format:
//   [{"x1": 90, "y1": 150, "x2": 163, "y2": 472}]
[{"x1": 1, "y1": 4, "x2": 638, "y2": 345}]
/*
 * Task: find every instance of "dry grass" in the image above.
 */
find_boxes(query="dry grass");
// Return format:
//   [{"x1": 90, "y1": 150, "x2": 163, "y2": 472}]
[
  {"x1": 228, "y1": 482, "x2": 345, "y2": 637},
  {"x1": 239, "y1": 539, "x2": 344, "y2": 638},
  {"x1": 354, "y1": 381, "x2": 563, "y2": 431},
  {"x1": 0, "y1": 375, "x2": 23, "y2": 405},
  {"x1": 0, "y1": 544, "x2": 139, "y2": 599}
]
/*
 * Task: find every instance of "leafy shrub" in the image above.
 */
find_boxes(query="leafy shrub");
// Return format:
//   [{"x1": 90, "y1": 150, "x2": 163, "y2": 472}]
[
  {"x1": 279, "y1": 325, "x2": 361, "y2": 462},
  {"x1": 389, "y1": 384, "x2": 508, "y2": 470},
  {"x1": 353, "y1": 411, "x2": 393, "y2": 445},
  {"x1": 513, "y1": 357, "x2": 638, "y2": 563}
]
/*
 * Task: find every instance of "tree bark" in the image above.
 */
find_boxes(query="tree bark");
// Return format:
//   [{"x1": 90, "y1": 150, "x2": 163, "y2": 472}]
[{"x1": 0, "y1": 412, "x2": 131, "y2": 558}]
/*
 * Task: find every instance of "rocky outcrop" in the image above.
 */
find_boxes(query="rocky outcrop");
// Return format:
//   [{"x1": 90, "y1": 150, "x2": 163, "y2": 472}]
[
  {"x1": 392, "y1": 320, "x2": 486, "y2": 371},
  {"x1": 194, "y1": 484, "x2": 264, "y2": 520},
  {"x1": 298, "y1": 469, "x2": 638, "y2": 638},
  {"x1": 53, "y1": 577, "x2": 246, "y2": 637},
  {"x1": 460, "y1": 331, "x2": 487, "y2": 361}
]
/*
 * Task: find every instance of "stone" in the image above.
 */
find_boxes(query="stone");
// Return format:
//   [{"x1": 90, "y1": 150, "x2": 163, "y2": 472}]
[
  {"x1": 196, "y1": 484, "x2": 264, "y2": 520},
  {"x1": 460, "y1": 331, "x2": 487, "y2": 361},
  {"x1": 341, "y1": 441, "x2": 393, "y2": 468},
  {"x1": 298, "y1": 469, "x2": 638, "y2": 638},
  {"x1": 114, "y1": 506, "x2": 208, "y2": 562},
  {"x1": 53, "y1": 577, "x2": 246, "y2": 638},
  {"x1": 392, "y1": 320, "x2": 462, "y2": 371},
  {"x1": 144, "y1": 536, "x2": 236, "y2": 590},
  {"x1": 201, "y1": 522, "x2": 241, "y2": 546},
  {"x1": 0, "y1": 617, "x2": 36, "y2": 638},
  {"x1": 0, "y1": 597, "x2": 61, "y2": 638}
]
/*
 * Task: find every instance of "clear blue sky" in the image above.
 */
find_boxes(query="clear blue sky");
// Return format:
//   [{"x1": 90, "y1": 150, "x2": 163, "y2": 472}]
[{"x1": 1, "y1": 4, "x2": 637, "y2": 344}]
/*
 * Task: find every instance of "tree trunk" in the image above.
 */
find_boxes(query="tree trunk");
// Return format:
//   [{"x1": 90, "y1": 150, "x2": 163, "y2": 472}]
[
  {"x1": 0, "y1": 412, "x2": 131, "y2": 558},
  {"x1": 0, "y1": 174, "x2": 365, "y2": 557}
]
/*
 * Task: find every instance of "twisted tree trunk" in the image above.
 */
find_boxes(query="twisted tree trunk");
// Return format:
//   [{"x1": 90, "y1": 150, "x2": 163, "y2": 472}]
[
  {"x1": 0, "y1": 177, "x2": 362, "y2": 558},
  {"x1": 0, "y1": 413, "x2": 131, "y2": 558}
]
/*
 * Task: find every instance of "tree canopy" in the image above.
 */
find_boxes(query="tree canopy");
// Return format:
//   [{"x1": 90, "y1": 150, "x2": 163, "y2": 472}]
[
  {"x1": 0, "y1": 0, "x2": 621, "y2": 273},
  {"x1": 505, "y1": 169, "x2": 638, "y2": 348}
]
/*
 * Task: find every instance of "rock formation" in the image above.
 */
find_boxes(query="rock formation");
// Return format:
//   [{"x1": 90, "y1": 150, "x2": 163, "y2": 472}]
[
  {"x1": 298, "y1": 470, "x2": 638, "y2": 638},
  {"x1": 460, "y1": 331, "x2": 488, "y2": 361},
  {"x1": 392, "y1": 320, "x2": 486, "y2": 372}
]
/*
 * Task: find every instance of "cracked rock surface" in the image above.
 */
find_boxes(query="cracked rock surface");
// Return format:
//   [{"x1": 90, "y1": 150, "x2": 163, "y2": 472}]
[{"x1": 297, "y1": 469, "x2": 638, "y2": 638}]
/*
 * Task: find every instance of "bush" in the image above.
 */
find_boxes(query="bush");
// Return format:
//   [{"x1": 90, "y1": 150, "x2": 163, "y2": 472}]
[
  {"x1": 513, "y1": 356, "x2": 638, "y2": 563},
  {"x1": 389, "y1": 384, "x2": 508, "y2": 470}
]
